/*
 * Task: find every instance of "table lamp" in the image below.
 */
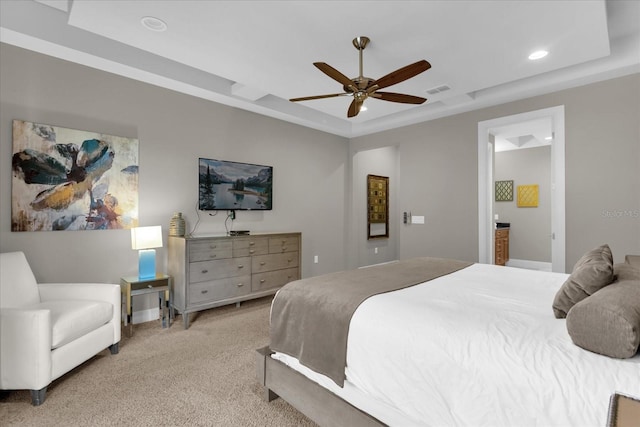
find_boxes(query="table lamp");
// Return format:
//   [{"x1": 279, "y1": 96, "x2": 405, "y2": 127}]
[{"x1": 131, "y1": 225, "x2": 163, "y2": 280}]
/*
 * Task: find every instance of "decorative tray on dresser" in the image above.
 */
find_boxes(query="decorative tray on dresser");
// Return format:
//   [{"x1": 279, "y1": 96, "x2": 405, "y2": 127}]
[{"x1": 168, "y1": 232, "x2": 301, "y2": 328}]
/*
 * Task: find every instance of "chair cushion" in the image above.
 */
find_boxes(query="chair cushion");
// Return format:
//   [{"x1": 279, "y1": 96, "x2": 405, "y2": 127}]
[{"x1": 35, "y1": 300, "x2": 113, "y2": 349}]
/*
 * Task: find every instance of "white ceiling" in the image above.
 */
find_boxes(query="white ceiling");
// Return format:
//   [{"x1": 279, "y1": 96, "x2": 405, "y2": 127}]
[{"x1": 1, "y1": 0, "x2": 639, "y2": 138}]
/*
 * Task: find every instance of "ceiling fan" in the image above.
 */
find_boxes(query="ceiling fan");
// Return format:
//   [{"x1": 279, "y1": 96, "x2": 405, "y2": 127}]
[{"x1": 290, "y1": 36, "x2": 431, "y2": 118}]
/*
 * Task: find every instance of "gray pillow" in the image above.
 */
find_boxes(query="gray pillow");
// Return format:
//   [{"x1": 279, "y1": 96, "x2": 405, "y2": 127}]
[
  {"x1": 566, "y1": 280, "x2": 640, "y2": 359},
  {"x1": 552, "y1": 244, "x2": 614, "y2": 318},
  {"x1": 625, "y1": 255, "x2": 640, "y2": 269},
  {"x1": 615, "y1": 262, "x2": 640, "y2": 282}
]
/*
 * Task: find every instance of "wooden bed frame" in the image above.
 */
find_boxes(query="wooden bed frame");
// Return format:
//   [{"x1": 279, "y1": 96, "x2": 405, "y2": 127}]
[{"x1": 255, "y1": 346, "x2": 385, "y2": 426}]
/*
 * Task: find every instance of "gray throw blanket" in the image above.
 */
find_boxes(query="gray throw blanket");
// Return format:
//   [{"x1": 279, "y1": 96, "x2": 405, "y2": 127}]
[{"x1": 270, "y1": 257, "x2": 472, "y2": 387}]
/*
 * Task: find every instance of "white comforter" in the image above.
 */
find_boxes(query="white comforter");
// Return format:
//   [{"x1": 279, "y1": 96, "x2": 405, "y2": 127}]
[{"x1": 274, "y1": 263, "x2": 640, "y2": 426}]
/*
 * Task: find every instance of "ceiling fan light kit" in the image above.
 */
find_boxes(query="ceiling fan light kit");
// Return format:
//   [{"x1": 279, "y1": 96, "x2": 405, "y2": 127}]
[{"x1": 290, "y1": 36, "x2": 431, "y2": 118}]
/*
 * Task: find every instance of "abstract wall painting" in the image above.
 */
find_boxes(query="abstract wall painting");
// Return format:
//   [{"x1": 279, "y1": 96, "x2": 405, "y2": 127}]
[{"x1": 11, "y1": 120, "x2": 139, "y2": 231}]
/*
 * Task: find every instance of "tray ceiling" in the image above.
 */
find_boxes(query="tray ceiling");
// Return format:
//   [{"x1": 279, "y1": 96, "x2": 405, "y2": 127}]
[{"x1": 1, "y1": 0, "x2": 639, "y2": 137}]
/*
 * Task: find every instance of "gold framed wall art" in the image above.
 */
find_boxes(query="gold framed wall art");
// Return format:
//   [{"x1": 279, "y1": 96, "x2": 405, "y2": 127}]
[{"x1": 367, "y1": 174, "x2": 389, "y2": 239}]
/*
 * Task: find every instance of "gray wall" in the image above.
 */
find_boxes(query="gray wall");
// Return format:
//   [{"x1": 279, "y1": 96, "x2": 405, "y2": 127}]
[
  {"x1": 1, "y1": 41, "x2": 639, "y2": 304},
  {"x1": 495, "y1": 146, "x2": 552, "y2": 262},
  {"x1": 349, "y1": 146, "x2": 399, "y2": 268},
  {"x1": 351, "y1": 73, "x2": 640, "y2": 269},
  {"x1": 0, "y1": 43, "x2": 349, "y2": 306}
]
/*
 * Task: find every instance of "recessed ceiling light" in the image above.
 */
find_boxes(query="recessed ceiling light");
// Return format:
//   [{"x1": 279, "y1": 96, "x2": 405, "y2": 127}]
[
  {"x1": 528, "y1": 50, "x2": 548, "y2": 60},
  {"x1": 141, "y1": 16, "x2": 167, "y2": 32}
]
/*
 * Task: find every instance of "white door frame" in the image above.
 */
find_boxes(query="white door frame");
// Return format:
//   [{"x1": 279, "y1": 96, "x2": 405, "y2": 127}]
[{"x1": 478, "y1": 106, "x2": 566, "y2": 273}]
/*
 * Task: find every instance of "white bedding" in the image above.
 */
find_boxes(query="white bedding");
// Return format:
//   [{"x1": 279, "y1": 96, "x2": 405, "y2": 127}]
[{"x1": 272, "y1": 263, "x2": 640, "y2": 426}]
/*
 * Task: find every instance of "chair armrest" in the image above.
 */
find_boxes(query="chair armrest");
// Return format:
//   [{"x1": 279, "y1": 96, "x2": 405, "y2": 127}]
[
  {"x1": 39, "y1": 283, "x2": 121, "y2": 344},
  {"x1": 0, "y1": 308, "x2": 52, "y2": 390}
]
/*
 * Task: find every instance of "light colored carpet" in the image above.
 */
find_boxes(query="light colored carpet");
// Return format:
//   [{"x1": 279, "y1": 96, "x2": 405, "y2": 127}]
[{"x1": 0, "y1": 297, "x2": 317, "y2": 426}]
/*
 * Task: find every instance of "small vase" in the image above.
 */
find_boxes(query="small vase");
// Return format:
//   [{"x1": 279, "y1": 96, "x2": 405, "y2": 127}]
[{"x1": 169, "y1": 212, "x2": 186, "y2": 237}]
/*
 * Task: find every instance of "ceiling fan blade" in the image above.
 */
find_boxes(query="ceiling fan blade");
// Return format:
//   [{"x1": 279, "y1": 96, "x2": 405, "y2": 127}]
[
  {"x1": 314, "y1": 62, "x2": 357, "y2": 91},
  {"x1": 375, "y1": 60, "x2": 431, "y2": 89},
  {"x1": 347, "y1": 98, "x2": 363, "y2": 118},
  {"x1": 290, "y1": 93, "x2": 347, "y2": 102},
  {"x1": 371, "y1": 91, "x2": 427, "y2": 104}
]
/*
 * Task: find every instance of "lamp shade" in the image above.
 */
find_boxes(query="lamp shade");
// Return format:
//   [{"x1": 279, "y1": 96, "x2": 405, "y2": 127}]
[{"x1": 131, "y1": 226, "x2": 163, "y2": 250}]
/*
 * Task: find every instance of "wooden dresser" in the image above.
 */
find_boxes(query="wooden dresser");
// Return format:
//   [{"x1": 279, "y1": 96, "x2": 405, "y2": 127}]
[
  {"x1": 495, "y1": 228, "x2": 510, "y2": 266},
  {"x1": 168, "y1": 232, "x2": 301, "y2": 328}
]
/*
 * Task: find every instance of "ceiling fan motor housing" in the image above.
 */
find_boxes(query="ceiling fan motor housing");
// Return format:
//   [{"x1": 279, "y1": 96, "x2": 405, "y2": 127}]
[{"x1": 345, "y1": 77, "x2": 375, "y2": 92}]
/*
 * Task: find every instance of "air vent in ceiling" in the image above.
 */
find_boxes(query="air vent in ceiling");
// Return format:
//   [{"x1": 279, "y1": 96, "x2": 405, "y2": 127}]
[{"x1": 426, "y1": 84, "x2": 451, "y2": 95}]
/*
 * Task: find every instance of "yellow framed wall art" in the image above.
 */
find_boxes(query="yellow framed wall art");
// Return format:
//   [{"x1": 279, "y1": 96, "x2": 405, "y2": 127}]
[{"x1": 517, "y1": 184, "x2": 539, "y2": 207}]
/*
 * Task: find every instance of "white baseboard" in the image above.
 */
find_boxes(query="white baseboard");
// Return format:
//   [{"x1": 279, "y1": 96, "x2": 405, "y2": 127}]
[
  {"x1": 506, "y1": 259, "x2": 552, "y2": 272},
  {"x1": 132, "y1": 307, "x2": 160, "y2": 325}
]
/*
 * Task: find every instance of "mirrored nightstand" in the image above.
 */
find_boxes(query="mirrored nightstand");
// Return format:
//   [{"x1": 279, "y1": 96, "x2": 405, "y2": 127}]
[{"x1": 120, "y1": 274, "x2": 173, "y2": 336}]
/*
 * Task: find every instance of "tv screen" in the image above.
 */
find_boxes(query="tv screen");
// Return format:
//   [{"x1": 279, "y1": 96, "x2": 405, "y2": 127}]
[{"x1": 198, "y1": 158, "x2": 273, "y2": 211}]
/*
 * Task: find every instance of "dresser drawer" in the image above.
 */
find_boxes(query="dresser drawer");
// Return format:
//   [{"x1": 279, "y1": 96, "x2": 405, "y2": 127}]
[
  {"x1": 189, "y1": 240, "x2": 233, "y2": 262},
  {"x1": 252, "y1": 267, "x2": 299, "y2": 292},
  {"x1": 232, "y1": 237, "x2": 269, "y2": 257},
  {"x1": 269, "y1": 236, "x2": 300, "y2": 254},
  {"x1": 189, "y1": 275, "x2": 251, "y2": 304},
  {"x1": 495, "y1": 229, "x2": 509, "y2": 239},
  {"x1": 252, "y1": 252, "x2": 299, "y2": 273},
  {"x1": 189, "y1": 257, "x2": 250, "y2": 283}
]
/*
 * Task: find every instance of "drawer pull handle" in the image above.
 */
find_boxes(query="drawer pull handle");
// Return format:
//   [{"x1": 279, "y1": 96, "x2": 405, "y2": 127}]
[
  {"x1": 237, "y1": 264, "x2": 244, "y2": 269},
  {"x1": 260, "y1": 279, "x2": 266, "y2": 283},
  {"x1": 249, "y1": 249, "x2": 255, "y2": 254},
  {"x1": 210, "y1": 254, "x2": 217, "y2": 258},
  {"x1": 260, "y1": 262, "x2": 266, "y2": 266},
  {"x1": 281, "y1": 248, "x2": 286, "y2": 252},
  {"x1": 201, "y1": 269, "x2": 208, "y2": 274},
  {"x1": 237, "y1": 283, "x2": 244, "y2": 287},
  {"x1": 249, "y1": 242, "x2": 255, "y2": 246},
  {"x1": 210, "y1": 244, "x2": 217, "y2": 249},
  {"x1": 288, "y1": 258, "x2": 292, "y2": 262},
  {"x1": 201, "y1": 290, "x2": 208, "y2": 294}
]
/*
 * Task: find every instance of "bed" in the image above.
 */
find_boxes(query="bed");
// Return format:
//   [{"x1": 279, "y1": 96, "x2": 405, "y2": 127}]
[{"x1": 257, "y1": 249, "x2": 640, "y2": 426}]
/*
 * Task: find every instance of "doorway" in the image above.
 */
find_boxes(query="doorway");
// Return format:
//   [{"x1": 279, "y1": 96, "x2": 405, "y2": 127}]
[{"x1": 477, "y1": 106, "x2": 566, "y2": 273}]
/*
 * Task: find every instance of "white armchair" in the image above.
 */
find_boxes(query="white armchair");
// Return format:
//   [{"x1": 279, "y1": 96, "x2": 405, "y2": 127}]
[{"x1": 0, "y1": 251, "x2": 121, "y2": 405}]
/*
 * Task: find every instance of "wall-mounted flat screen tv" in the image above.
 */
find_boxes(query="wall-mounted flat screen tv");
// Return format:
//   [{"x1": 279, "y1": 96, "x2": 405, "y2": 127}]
[{"x1": 198, "y1": 158, "x2": 273, "y2": 211}]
